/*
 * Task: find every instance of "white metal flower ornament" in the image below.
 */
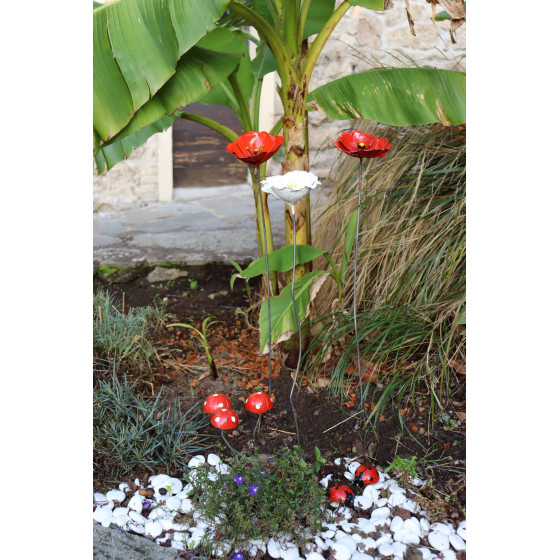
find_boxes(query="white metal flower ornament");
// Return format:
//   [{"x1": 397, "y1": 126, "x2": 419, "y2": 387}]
[{"x1": 261, "y1": 171, "x2": 320, "y2": 205}]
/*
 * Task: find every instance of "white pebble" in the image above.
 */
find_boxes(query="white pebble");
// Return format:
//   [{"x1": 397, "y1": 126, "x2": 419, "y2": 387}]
[
  {"x1": 377, "y1": 543, "x2": 394, "y2": 557},
  {"x1": 111, "y1": 515, "x2": 129, "y2": 527},
  {"x1": 171, "y1": 541, "x2": 185, "y2": 551},
  {"x1": 144, "y1": 521, "x2": 163, "y2": 538},
  {"x1": 344, "y1": 472, "x2": 355, "y2": 481},
  {"x1": 207, "y1": 453, "x2": 221, "y2": 465},
  {"x1": 358, "y1": 537, "x2": 377, "y2": 553},
  {"x1": 336, "y1": 536, "x2": 357, "y2": 554},
  {"x1": 362, "y1": 486, "x2": 379, "y2": 503},
  {"x1": 371, "y1": 506, "x2": 391, "y2": 520},
  {"x1": 420, "y1": 518, "x2": 430, "y2": 532},
  {"x1": 106, "y1": 489, "x2": 126, "y2": 503},
  {"x1": 428, "y1": 531, "x2": 450, "y2": 551},
  {"x1": 449, "y1": 533, "x2": 466, "y2": 551},
  {"x1": 431, "y1": 522, "x2": 453, "y2": 535},
  {"x1": 188, "y1": 455, "x2": 206, "y2": 469},
  {"x1": 127, "y1": 494, "x2": 144, "y2": 513},
  {"x1": 216, "y1": 463, "x2": 231, "y2": 474},
  {"x1": 347, "y1": 462, "x2": 361, "y2": 475},
  {"x1": 392, "y1": 542, "x2": 407, "y2": 557},
  {"x1": 390, "y1": 516, "x2": 404, "y2": 532},
  {"x1": 94, "y1": 493, "x2": 107, "y2": 505},
  {"x1": 129, "y1": 511, "x2": 146, "y2": 524},
  {"x1": 441, "y1": 551, "x2": 457, "y2": 560},
  {"x1": 319, "y1": 474, "x2": 333, "y2": 488},
  {"x1": 129, "y1": 524, "x2": 144, "y2": 534},
  {"x1": 93, "y1": 506, "x2": 113, "y2": 526},
  {"x1": 400, "y1": 499, "x2": 420, "y2": 513},
  {"x1": 180, "y1": 499, "x2": 194, "y2": 513},
  {"x1": 400, "y1": 533, "x2": 420, "y2": 545},
  {"x1": 321, "y1": 529, "x2": 335, "y2": 539},
  {"x1": 334, "y1": 458, "x2": 343, "y2": 466},
  {"x1": 354, "y1": 495, "x2": 373, "y2": 510},
  {"x1": 403, "y1": 517, "x2": 421, "y2": 534},
  {"x1": 328, "y1": 541, "x2": 352, "y2": 560},
  {"x1": 112, "y1": 507, "x2": 128, "y2": 517},
  {"x1": 306, "y1": 553, "x2": 324, "y2": 560},
  {"x1": 267, "y1": 538, "x2": 285, "y2": 559},
  {"x1": 118, "y1": 482, "x2": 130, "y2": 492},
  {"x1": 457, "y1": 522, "x2": 466, "y2": 540},
  {"x1": 387, "y1": 492, "x2": 406, "y2": 507},
  {"x1": 164, "y1": 496, "x2": 181, "y2": 511},
  {"x1": 417, "y1": 547, "x2": 432, "y2": 560}
]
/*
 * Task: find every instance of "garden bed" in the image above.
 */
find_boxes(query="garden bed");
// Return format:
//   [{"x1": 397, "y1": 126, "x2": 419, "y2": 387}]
[{"x1": 93, "y1": 263, "x2": 465, "y2": 518}]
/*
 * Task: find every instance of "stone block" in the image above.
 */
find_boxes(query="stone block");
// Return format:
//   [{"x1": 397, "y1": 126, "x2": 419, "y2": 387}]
[{"x1": 386, "y1": 23, "x2": 439, "y2": 49}]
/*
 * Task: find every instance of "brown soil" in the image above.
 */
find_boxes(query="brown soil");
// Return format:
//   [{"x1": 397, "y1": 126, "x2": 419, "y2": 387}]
[{"x1": 94, "y1": 264, "x2": 465, "y2": 516}]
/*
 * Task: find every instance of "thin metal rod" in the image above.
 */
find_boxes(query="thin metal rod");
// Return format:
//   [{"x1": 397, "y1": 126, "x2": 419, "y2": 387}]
[
  {"x1": 221, "y1": 431, "x2": 236, "y2": 455},
  {"x1": 354, "y1": 158, "x2": 364, "y2": 426},
  {"x1": 256, "y1": 166, "x2": 273, "y2": 394},
  {"x1": 252, "y1": 414, "x2": 261, "y2": 441},
  {"x1": 288, "y1": 204, "x2": 301, "y2": 445}
]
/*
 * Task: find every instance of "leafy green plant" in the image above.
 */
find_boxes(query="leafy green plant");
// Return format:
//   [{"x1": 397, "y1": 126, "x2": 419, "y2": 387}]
[
  {"x1": 169, "y1": 317, "x2": 220, "y2": 379},
  {"x1": 385, "y1": 455, "x2": 418, "y2": 479},
  {"x1": 188, "y1": 446, "x2": 327, "y2": 553},
  {"x1": 189, "y1": 280, "x2": 199, "y2": 290},
  {"x1": 93, "y1": 372, "x2": 209, "y2": 476},
  {"x1": 93, "y1": 289, "x2": 167, "y2": 373}
]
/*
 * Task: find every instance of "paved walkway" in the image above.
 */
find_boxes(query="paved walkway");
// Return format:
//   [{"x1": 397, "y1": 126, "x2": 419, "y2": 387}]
[{"x1": 94, "y1": 185, "x2": 287, "y2": 267}]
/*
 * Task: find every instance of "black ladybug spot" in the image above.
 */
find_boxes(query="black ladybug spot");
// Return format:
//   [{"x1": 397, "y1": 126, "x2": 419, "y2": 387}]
[{"x1": 159, "y1": 488, "x2": 167, "y2": 495}]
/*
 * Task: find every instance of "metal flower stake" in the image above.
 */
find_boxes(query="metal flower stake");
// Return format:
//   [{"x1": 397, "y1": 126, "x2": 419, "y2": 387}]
[
  {"x1": 226, "y1": 131, "x2": 283, "y2": 442},
  {"x1": 333, "y1": 131, "x2": 392, "y2": 427},
  {"x1": 262, "y1": 171, "x2": 320, "y2": 444}
]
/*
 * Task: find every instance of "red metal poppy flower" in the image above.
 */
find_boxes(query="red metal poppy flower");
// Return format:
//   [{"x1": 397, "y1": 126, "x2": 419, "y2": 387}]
[
  {"x1": 333, "y1": 130, "x2": 392, "y2": 159},
  {"x1": 226, "y1": 131, "x2": 284, "y2": 166}
]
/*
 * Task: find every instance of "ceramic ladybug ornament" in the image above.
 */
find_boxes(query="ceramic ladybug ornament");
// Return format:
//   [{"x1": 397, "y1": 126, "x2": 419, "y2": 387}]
[
  {"x1": 354, "y1": 464, "x2": 380, "y2": 487},
  {"x1": 328, "y1": 484, "x2": 355, "y2": 507}
]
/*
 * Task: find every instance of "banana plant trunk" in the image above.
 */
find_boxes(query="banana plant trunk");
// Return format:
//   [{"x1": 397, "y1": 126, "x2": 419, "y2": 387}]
[{"x1": 282, "y1": 106, "x2": 311, "y2": 364}]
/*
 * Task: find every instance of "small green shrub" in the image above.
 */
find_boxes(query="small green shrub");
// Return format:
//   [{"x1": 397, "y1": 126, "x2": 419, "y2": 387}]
[
  {"x1": 93, "y1": 289, "x2": 166, "y2": 372},
  {"x1": 385, "y1": 455, "x2": 418, "y2": 479},
  {"x1": 93, "y1": 373, "x2": 210, "y2": 476},
  {"x1": 189, "y1": 447, "x2": 327, "y2": 553}
]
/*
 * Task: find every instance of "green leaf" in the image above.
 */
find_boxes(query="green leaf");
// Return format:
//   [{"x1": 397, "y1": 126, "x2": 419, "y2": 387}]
[
  {"x1": 93, "y1": 0, "x2": 229, "y2": 144},
  {"x1": 340, "y1": 209, "x2": 358, "y2": 285},
  {"x1": 349, "y1": 1, "x2": 385, "y2": 10},
  {"x1": 102, "y1": 46, "x2": 242, "y2": 149},
  {"x1": 303, "y1": 1, "x2": 336, "y2": 38},
  {"x1": 94, "y1": 115, "x2": 176, "y2": 173},
  {"x1": 259, "y1": 271, "x2": 329, "y2": 352},
  {"x1": 237, "y1": 245, "x2": 327, "y2": 280},
  {"x1": 308, "y1": 68, "x2": 466, "y2": 126}
]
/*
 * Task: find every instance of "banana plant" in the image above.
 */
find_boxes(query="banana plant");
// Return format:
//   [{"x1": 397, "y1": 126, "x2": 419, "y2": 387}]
[{"x1": 93, "y1": 0, "x2": 466, "y2": 351}]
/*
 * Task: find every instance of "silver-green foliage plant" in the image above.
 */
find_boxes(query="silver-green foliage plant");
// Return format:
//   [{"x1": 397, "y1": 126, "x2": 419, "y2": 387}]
[
  {"x1": 93, "y1": 289, "x2": 166, "y2": 372},
  {"x1": 94, "y1": 372, "x2": 210, "y2": 476}
]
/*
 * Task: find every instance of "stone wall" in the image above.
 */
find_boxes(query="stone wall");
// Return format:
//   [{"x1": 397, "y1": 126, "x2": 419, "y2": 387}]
[
  {"x1": 93, "y1": 133, "x2": 160, "y2": 212},
  {"x1": 271, "y1": 0, "x2": 466, "y2": 178}
]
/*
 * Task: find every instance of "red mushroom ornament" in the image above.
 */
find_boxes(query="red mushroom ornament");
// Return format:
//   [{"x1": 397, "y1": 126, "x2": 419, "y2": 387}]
[
  {"x1": 354, "y1": 464, "x2": 380, "y2": 486},
  {"x1": 245, "y1": 391, "x2": 274, "y2": 440},
  {"x1": 328, "y1": 484, "x2": 355, "y2": 507},
  {"x1": 210, "y1": 408, "x2": 239, "y2": 455},
  {"x1": 203, "y1": 393, "x2": 232, "y2": 414},
  {"x1": 245, "y1": 392, "x2": 274, "y2": 414}
]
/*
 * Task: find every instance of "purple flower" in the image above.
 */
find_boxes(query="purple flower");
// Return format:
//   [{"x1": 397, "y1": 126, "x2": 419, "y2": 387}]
[
  {"x1": 249, "y1": 484, "x2": 260, "y2": 496},
  {"x1": 232, "y1": 552, "x2": 244, "y2": 560},
  {"x1": 259, "y1": 470, "x2": 267, "y2": 476},
  {"x1": 253, "y1": 516, "x2": 258, "y2": 523},
  {"x1": 142, "y1": 499, "x2": 152, "y2": 510},
  {"x1": 234, "y1": 475, "x2": 244, "y2": 484}
]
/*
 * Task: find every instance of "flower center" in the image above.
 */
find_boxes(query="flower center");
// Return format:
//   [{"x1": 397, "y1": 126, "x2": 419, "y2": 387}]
[
  {"x1": 357, "y1": 142, "x2": 365, "y2": 148},
  {"x1": 249, "y1": 146, "x2": 262, "y2": 154},
  {"x1": 287, "y1": 182, "x2": 297, "y2": 189}
]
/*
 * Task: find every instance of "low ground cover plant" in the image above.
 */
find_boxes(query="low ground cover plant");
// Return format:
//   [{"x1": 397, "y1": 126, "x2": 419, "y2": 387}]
[
  {"x1": 93, "y1": 288, "x2": 167, "y2": 373},
  {"x1": 189, "y1": 446, "x2": 327, "y2": 553},
  {"x1": 93, "y1": 373, "x2": 209, "y2": 476}
]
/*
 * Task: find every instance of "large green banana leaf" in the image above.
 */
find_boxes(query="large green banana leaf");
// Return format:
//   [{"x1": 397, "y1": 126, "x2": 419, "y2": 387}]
[
  {"x1": 94, "y1": 44, "x2": 242, "y2": 171},
  {"x1": 308, "y1": 68, "x2": 466, "y2": 126},
  {"x1": 249, "y1": 1, "x2": 335, "y2": 39},
  {"x1": 93, "y1": 0, "x2": 229, "y2": 145}
]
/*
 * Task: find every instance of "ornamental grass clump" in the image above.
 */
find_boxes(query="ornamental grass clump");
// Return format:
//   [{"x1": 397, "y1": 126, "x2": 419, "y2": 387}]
[
  {"x1": 307, "y1": 123, "x2": 466, "y2": 423},
  {"x1": 93, "y1": 289, "x2": 166, "y2": 374},
  {"x1": 189, "y1": 447, "x2": 327, "y2": 553},
  {"x1": 93, "y1": 372, "x2": 209, "y2": 476}
]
